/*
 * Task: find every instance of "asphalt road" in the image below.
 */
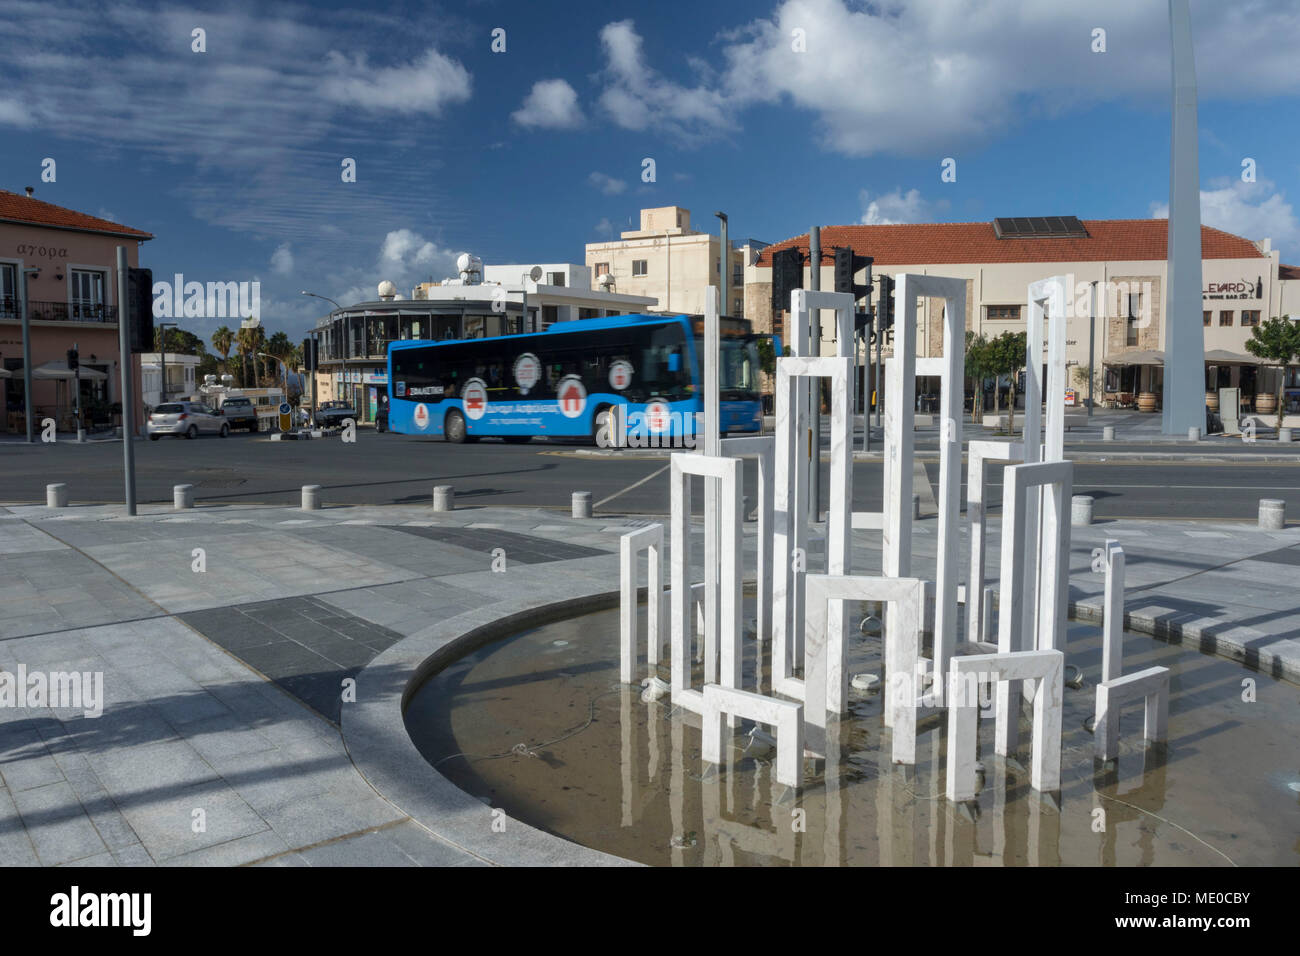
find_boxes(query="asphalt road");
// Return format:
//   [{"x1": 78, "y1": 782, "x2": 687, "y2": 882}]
[{"x1": 2, "y1": 430, "x2": 1297, "y2": 521}]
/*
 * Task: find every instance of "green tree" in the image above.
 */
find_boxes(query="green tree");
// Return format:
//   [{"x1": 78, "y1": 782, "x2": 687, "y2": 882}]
[
  {"x1": 155, "y1": 327, "x2": 207, "y2": 355},
  {"x1": 964, "y1": 331, "x2": 995, "y2": 424},
  {"x1": 235, "y1": 323, "x2": 266, "y2": 388},
  {"x1": 1244, "y1": 316, "x2": 1300, "y2": 429},
  {"x1": 985, "y1": 331, "x2": 1027, "y2": 434}
]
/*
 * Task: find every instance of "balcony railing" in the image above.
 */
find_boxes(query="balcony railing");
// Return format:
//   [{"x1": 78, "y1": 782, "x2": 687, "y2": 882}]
[{"x1": 0, "y1": 298, "x2": 119, "y2": 323}]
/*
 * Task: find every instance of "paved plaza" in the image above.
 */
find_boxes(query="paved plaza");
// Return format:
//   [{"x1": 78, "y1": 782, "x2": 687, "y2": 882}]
[{"x1": 0, "y1": 493, "x2": 1296, "y2": 866}]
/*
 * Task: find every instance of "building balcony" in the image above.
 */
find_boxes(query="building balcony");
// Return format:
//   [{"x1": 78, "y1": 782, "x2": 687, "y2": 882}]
[{"x1": 0, "y1": 298, "x2": 119, "y2": 324}]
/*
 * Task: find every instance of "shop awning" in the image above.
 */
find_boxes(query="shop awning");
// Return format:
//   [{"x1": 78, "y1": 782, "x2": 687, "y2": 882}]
[
  {"x1": 10, "y1": 361, "x2": 109, "y2": 380},
  {"x1": 1204, "y1": 348, "x2": 1269, "y2": 365},
  {"x1": 1104, "y1": 348, "x2": 1164, "y2": 366}
]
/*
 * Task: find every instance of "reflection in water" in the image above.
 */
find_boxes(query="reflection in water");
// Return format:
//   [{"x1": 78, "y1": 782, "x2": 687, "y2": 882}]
[{"x1": 404, "y1": 599, "x2": 1299, "y2": 866}]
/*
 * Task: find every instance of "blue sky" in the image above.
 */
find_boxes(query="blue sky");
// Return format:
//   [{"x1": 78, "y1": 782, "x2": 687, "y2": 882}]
[{"x1": 2, "y1": 0, "x2": 1298, "y2": 342}]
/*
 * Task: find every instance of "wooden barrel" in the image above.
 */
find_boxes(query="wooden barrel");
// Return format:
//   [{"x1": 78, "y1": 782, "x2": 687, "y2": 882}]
[
  {"x1": 1205, "y1": 391, "x2": 1219, "y2": 411},
  {"x1": 1137, "y1": 391, "x2": 1158, "y2": 413},
  {"x1": 1256, "y1": 392, "x2": 1277, "y2": 415}
]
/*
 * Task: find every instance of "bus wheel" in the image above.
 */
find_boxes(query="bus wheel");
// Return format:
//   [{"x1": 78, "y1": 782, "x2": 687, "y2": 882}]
[
  {"x1": 502, "y1": 435, "x2": 531, "y2": 444},
  {"x1": 444, "y1": 410, "x2": 468, "y2": 444}
]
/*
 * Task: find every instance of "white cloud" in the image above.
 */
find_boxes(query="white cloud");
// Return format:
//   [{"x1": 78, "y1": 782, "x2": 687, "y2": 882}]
[
  {"x1": 321, "y1": 48, "x2": 471, "y2": 114},
  {"x1": 714, "y1": 0, "x2": 1300, "y2": 156},
  {"x1": 0, "y1": 96, "x2": 32, "y2": 127},
  {"x1": 588, "y1": 172, "x2": 626, "y2": 196},
  {"x1": 596, "y1": 19, "x2": 734, "y2": 144},
  {"x1": 513, "y1": 79, "x2": 583, "y2": 129},
  {"x1": 859, "y1": 188, "x2": 944, "y2": 225},
  {"x1": 593, "y1": 217, "x2": 616, "y2": 238},
  {"x1": 270, "y1": 243, "x2": 294, "y2": 275},
  {"x1": 1150, "y1": 178, "x2": 1299, "y2": 260}
]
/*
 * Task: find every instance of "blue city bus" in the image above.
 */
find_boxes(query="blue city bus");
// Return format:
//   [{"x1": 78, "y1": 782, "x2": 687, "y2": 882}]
[{"x1": 386, "y1": 313, "x2": 767, "y2": 443}]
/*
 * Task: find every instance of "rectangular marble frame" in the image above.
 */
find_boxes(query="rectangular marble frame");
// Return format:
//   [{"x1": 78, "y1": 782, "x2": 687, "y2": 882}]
[
  {"x1": 670, "y1": 452, "x2": 743, "y2": 716},
  {"x1": 805, "y1": 573, "x2": 925, "y2": 764},
  {"x1": 1095, "y1": 665, "x2": 1170, "y2": 761},
  {"x1": 701, "y1": 684, "x2": 804, "y2": 790},
  {"x1": 1021, "y1": 277, "x2": 1070, "y2": 654},
  {"x1": 946, "y1": 649, "x2": 1064, "y2": 802},
  {"x1": 1101, "y1": 539, "x2": 1125, "y2": 684},
  {"x1": 884, "y1": 275, "x2": 966, "y2": 708},
  {"x1": 619, "y1": 523, "x2": 665, "y2": 683},
  {"x1": 966, "y1": 440, "x2": 1025, "y2": 649},
  {"x1": 720, "y1": 435, "x2": 774, "y2": 650},
  {"x1": 771, "y1": 355, "x2": 853, "y2": 701},
  {"x1": 995, "y1": 459, "x2": 1074, "y2": 756}
]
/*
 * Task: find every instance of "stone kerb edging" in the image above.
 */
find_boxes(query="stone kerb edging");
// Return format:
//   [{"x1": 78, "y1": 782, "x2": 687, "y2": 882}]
[{"x1": 342, "y1": 585, "x2": 641, "y2": 867}]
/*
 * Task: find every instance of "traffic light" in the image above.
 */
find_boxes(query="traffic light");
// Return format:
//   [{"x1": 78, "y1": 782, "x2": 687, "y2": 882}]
[
  {"x1": 878, "y1": 275, "x2": 895, "y2": 330},
  {"x1": 66, "y1": 347, "x2": 78, "y2": 371},
  {"x1": 302, "y1": 337, "x2": 317, "y2": 372},
  {"x1": 833, "y1": 247, "x2": 874, "y2": 299},
  {"x1": 770, "y1": 247, "x2": 804, "y2": 314},
  {"x1": 127, "y1": 267, "x2": 154, "y2": 354}
]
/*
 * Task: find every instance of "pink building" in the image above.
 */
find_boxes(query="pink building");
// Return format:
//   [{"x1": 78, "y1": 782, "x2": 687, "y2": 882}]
[{"x1": 0, "y1": 187, "x2": 153, "y2": 433}]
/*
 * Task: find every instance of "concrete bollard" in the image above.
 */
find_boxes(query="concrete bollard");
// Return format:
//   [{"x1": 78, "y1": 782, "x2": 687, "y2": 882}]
[
  {"x1": 1280, "y1": 427, "x2": 1293, "y2": 443},
  {"x1": 911, "y1": 493, "x2": 921, "y2": 519},
  {"x1": 1102, "y1": 425, "x2": 1115, "y2": 442},
  {"x1": 1188, "y1": 426, "x2": 1201, "y2": 442},
  {"x1": 1259, "y1": 498, "x2": 1285, "y2": 530},
  {"x1": 46, "y1": 483, "x2": 68, "y2": 508},
  {"x1": 572, "y1": 491, "x2": 593, "y2": 519},
  {"x1": 302, "y1": 484, "x2": 322, "y2": 511},
  {"x1": 173, "y1": 484, "x2": 194, "y2": 510},
  {"x1": 433, "y1": 485, "x2": 455, "y2": 512},
  {"x1": 1071, "y1": 495, "x2": 1094, "y2": 527}
]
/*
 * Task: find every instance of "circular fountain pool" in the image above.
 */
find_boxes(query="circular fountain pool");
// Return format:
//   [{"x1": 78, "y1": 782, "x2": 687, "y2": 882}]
[{"x1": 404, "y1": 601, "x2": 1300, "y2": 866}]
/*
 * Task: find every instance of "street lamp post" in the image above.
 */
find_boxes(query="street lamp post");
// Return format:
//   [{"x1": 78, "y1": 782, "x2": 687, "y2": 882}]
[
  {"x1": 301, "y1": 290, "x2": 342, "y2": 423},
  {"x1": 19, "y1": 266, "x2": 39, "y2": 443}
]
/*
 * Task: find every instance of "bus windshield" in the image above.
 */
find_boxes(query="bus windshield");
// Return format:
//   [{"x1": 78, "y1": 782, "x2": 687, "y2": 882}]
[{"x1": 718, "y1": 336, "x2": 761, "y2": 398}]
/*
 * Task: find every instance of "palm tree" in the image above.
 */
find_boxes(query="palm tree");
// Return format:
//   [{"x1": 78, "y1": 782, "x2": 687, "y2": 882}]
[
  {"x1": 235, "y1": 323, "x2": 265, "y2": 388},
  {"x1": 211, "y1": 326, "x2": 234, "y2": 374}
]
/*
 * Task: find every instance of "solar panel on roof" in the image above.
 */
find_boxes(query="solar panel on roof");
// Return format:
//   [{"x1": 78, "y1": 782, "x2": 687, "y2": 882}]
[{"x1": 993, "y1": 216, "x2": 1087, "y2": 239}]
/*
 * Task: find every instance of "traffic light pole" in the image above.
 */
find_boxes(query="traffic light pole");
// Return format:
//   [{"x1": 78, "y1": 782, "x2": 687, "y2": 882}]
[
  {"x1": 73, "y1": 342, "x2": 83, "y2": 443},
  {"x1": 116, "y1": 246, "x2": 137, "y2": 516}
]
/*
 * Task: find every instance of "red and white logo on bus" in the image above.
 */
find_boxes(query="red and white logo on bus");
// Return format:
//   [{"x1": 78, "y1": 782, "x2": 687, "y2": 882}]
[
  {"x1": 513, "y1": 353, "x2": 541, "y2": 392},
  {"x1": 608, "y1": 360, "x2": 633, "y2": 391},
  {"x1": 556, "y1": 375, "x2": 587, "y2": 419},
  {"x1": 645, "y1": 399, "x2": 671, "y2": 434},
  {"x1": 462, "y1": 378, "x2": 488, "y2": 420},
  {"x1": 413, "y1": 403, "x2": 429, "y2": 429}
]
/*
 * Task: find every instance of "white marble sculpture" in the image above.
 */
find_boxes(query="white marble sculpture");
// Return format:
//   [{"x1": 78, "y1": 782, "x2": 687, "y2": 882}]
[
  {"x1": 619, "y1": 523, "x2": 665, "y2": 684},
  {"x1": 670, "y1": 452, "x2": 743, "y2": 716},
  {"x1": 719, "y1": 435, "x2": 774, "y2": 649},
  {"x1": 994, "y1": 459, "x2": 1073, "y2": 756},
  {"x1": 966, "y1": 440, "x2": 1024, "y2": 648},
  {"x1": 1094, "y1": 539, "x2": 1170, "y2": 760},
  {"x1": 702, "y1": 684, "x2": 804, "y2": 789}
]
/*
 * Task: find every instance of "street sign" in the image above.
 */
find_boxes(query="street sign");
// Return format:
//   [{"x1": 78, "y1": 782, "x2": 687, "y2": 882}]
[
  {"x1": 557, "y1": 375, "x2": 587, "y2": 418},
  {"x1": 278, "y1": 402, "x2": 291, "y2": 431},
  {"x1": 462, "y1": 378, "x2": 488, "y2": 420}
]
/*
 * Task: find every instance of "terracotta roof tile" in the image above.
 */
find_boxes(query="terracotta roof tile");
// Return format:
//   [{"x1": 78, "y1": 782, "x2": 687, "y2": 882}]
[
  {"x1": 756, "y1": 219, "x2": 1264, "y2": 267},
  {"x1": 0, "y1": 189, "x2": 152, "y2": 239},
  {"x1": 1278, "y1": 263, "x2": 1300, "y2": 280}
]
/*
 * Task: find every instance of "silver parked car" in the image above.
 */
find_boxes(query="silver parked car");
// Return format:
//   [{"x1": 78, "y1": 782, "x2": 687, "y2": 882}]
[{"x1": 147, "y1": 401, "x2": 230, "y2": 440}]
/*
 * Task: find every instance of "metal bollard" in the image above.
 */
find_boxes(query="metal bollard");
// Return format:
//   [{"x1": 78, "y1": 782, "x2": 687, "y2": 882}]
[
  {"x1": 302, "y1": 484, "x2": 322, "y2": 511},
  {"x1": 46, "y1": 483, "x2": 68, "y2": 508},
  {"x1": 1259, "y1": 498, "x2": 1285, "y2": 530},
  {"x1": 572, "y1": 491, "x2": 593, "y2": 519},
  {"x1": 1102, "y1": 425, "x2": 1115, "y2": 441},
  {"x1": 433, "y1": 485, "x2": 455, "y2": 512},
  {"x1": 1187, "y1": 426, "x2": 1200, "y2": 442},
  {"x1": 1071, "y1": 495, "x2": 1094, "y2": 527},
  {"x1": 1280, "y1": 428, "x2": 1293, "y2": 443},
  {"x1": 174, "y1": 484, "x2": 194, "y2": 510},
  {"x1": 911, "y1": 493, "x2": 921, "y2": 519}
]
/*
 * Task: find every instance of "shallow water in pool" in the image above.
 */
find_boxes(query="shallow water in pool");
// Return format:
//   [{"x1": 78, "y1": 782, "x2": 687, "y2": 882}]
[{"x1": 405, "y1": 601, "x2": 1300, "y2": 866}]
